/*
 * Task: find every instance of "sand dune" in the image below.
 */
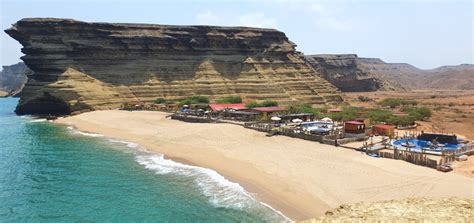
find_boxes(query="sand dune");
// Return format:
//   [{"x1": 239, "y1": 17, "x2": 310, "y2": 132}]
[{"x1": 56, "y1": 111, "x2": 474, "y2": 221}]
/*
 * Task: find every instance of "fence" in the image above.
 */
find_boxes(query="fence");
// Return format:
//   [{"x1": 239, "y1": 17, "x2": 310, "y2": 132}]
[
  {"x1": 376, "y1": 150, "x2": 439, "y2": 169},
  {"x1": 171, "y1": 114, "x2": 216, "y2": 123},
  {"x1": 243, "y1": 122, "x2": 272, "y2": 132}
]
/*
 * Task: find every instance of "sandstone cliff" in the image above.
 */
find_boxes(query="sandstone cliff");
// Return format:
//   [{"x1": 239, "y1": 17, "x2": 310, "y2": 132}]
[
  {"x1": 306, "y1": 54, "x2": 474, "y2": 92},
  {"x1": 5, "y1": 18, "x2": 342, "y2": 115},
  {"x1": 0, "y1": 62, "x2": 30, "y2": 96}
]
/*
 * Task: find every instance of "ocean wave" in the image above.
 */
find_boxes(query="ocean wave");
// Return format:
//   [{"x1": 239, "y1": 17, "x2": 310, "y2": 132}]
[
  {"x1": 107, "y1": 139, "x2": 139, "y2": 148},
  {"x1": 135, "y1": 154, "x2": 292, "y2": 222},
  {"x1": 30, "y1": 119, "x2": 47, "y2": 123},
  {"x1": 67, "y1": 126, "x2": 104, "y2": 137}
]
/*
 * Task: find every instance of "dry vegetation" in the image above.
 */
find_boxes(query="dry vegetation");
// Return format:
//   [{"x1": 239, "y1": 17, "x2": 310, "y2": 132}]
[
  {"x1": 344, "y1": 90, "x2": 474, "y2": 139},
  {"x1": 302, "y1": 197, "x2": 474, "y2": 222}
]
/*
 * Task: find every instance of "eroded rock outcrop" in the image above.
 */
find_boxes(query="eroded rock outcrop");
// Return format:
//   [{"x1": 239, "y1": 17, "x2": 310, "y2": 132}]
[
  {"x1": 306, "y1": 54, "x2": 474, "y2": 92},
  {"x1": 6, "y1": 18, "x2": 342, "y2": 115},
  {"x1": 0, "y1": 62, "x2": 30, "y2": 96},
  {"x1": 305, "y1": 54, "x2": 403, "y2": 92}
]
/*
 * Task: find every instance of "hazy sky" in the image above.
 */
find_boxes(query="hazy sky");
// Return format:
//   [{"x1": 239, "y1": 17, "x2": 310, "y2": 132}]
[{"x1": 0, "y1": 0, "x2": 472, "y2": 69}]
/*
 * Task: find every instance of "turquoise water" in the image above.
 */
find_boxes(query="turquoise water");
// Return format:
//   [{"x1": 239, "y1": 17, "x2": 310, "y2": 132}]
[{"x1": 0, "y1": 98, "x2": 286, "y2": 222}]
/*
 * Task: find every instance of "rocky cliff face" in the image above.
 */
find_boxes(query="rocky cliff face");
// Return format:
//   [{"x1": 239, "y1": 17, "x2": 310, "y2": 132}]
[
  {"x1": 305, "y1": 54, "x2": 402, "y2": 92},
  {"x1": 306, "y1": 54, "x2": 474, "y2": 92},
  {"x1": 6, "y1": 18, "x2": 342, "y2": 115},
  {"x1": 0, "y1": 62, "x2": 30, "y2": 96}
]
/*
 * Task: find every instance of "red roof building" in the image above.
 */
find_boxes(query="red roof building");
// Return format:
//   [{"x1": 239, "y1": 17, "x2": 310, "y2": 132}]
[
  {"x1": 373, "y1": 124, "x2": 395, "y2": 136},
  {"x1": 344, "y1": 121, "x2": 365, "y2": 134},
  {"x1": 209, "y1": 103, "x2": 246, "y2": 112},
  {"x1": 328, "y1": 108, "x2": 342, "y2": 113}
]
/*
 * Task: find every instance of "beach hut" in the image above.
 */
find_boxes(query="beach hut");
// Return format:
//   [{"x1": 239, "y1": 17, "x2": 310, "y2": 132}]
[
  {"x1": 274, "y1": 113, "x2": 313, "y2": 123},
  {"x1": 208, "y1": 103, "x2": 246, "y2": 112},
  {"x1": 373, "y1": 124, "x2": 395, "y2": 136},
  {"x1": 344, "y1": 121, "x2": 365, "y2": 134},
  {"x1": 220, "y1": 110, "x2": 259, "y2": 121},
  {"x1": 328, "y1": 108, "x2": 342, "y2": 113},
  {"x1": 251, "y1": 106, "x2": 286, "y2": 120}
]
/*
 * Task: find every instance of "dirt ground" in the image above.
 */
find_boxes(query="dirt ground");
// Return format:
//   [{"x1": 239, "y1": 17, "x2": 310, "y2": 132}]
[
  {"x1": 344, "y1": 90, "x2": 474, "y2": 140},
  {"x1": 301, "y1": 197, "x2": 474, "y2": 222},
  {"x1": 452, "y1": 156, "x2": 474, "y2": 178}
]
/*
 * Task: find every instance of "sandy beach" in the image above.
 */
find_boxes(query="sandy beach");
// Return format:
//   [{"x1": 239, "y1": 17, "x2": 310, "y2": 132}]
[{"x1": 57, "y1": 110, "x2": 474, "y2": 221}]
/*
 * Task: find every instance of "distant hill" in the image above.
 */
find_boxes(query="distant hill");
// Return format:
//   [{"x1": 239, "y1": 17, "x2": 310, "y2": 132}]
[
  {"x1": 0, "y1": 62, "x2": 30, "y2": 96},
  {"x1": 305, "y1": 54, "x2": 474, "y2": 92}
]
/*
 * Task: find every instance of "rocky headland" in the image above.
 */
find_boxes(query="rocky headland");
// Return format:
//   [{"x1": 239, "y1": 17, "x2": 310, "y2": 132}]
[
  {"x1": 5, "y1": 18, "x2": 342, "y2": 115},
  {"x1": 0, "y1": 62, "x2": 30, "y2": 96},
  {"x1": 306, "y1": 54, "x2": 474, "y2": 92}
]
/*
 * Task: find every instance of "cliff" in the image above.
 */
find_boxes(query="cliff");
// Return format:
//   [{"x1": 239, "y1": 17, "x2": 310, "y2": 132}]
[
  {"x1": 305, "y1": 54, "x2": 402, "y2": 92},
  {"x1": 0, "y1": 62, "x2": 30, "y2": 96},
  {"x1": 306, "y1": 54, "x2": 474, "y2": 92},
  {"x1": 5, "y1": 18, "x2": 342, "y2": 115}
]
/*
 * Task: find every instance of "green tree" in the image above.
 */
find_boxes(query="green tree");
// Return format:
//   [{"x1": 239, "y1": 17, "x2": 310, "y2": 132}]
[{"x1": 216, "y1": 96, "x2": 242, "y2": 104}]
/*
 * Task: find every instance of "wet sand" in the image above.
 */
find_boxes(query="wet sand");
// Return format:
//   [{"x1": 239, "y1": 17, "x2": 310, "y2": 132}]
[{"x1": 56, "y1": 110, "x2": 474, "y2": 221}]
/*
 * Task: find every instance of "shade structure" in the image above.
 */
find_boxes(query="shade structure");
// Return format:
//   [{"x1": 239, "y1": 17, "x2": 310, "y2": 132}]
[
  {"x1": 321, "y1": 117, "x2": 332, "y2": 123},
  {"x1": 271, "y1": 116, "x2": 282, "y2": 121}
]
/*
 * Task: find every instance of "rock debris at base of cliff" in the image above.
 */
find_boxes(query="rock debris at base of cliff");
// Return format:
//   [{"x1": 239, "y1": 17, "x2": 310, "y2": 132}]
[{"x1": 5, "y1": 18, "x2": 342, "y2": 115}]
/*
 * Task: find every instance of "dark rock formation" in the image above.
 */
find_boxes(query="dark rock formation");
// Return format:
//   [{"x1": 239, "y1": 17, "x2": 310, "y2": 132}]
[
  {"x1": 306, "y1": 54, "x2": 474, "y2": 92},
  {"x1": 6, "y1": 18, "x2": 342, "y2": 115},
  {"x1": 305, "y1": 54, "x2": 401, "y2": 92},
  {"x1": 0, "y1": 62, "x2": 30, "y2": 96}
]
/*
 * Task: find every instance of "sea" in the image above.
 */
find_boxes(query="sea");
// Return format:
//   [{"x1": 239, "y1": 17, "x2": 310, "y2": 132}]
[{"x1": 0, "y1": 97, "x2": 288, "y2": 222}]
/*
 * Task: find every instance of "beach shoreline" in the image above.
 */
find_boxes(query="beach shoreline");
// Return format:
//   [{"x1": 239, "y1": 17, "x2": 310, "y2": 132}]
[{"x1": 56, "y1": 110, "x2": 474, "y2": 221}]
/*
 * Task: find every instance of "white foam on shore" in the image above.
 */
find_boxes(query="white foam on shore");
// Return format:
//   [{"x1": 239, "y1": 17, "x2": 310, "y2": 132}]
[
  {"x1": 66, "y1": 126, "x2": 104, "y2": 137},
  {"x1": 62, "y1": 125, "x2": 292, "y2": 222},
  {"x1": 135, "y1": 154, "x2": 292, "y2": 222},
  {"x1": 107, "y1": 139, "x2": 139, "y2": 148},
  {"x1": 30, "y1": 118, "x2": 47, "y2": 123}
]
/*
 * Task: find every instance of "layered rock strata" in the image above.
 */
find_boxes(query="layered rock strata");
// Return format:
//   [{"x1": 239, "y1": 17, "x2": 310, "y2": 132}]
[
  {"x1": 306, "y1": 54, "x2": 474, "y2": 91},
  {"x1": 6, "y1": 18, "x2": 342, "y2": 115},
  {"x1": 0, "y1": 62, "x2": 30, "y2": 96},
  {"x1": 305, "y1": 54, "x2": 403, "y2": 92}
]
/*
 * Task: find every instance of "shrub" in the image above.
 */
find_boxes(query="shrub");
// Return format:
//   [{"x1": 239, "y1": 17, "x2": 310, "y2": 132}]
[
  {"x1": 179, "y1": 96, "x2": 209, "y2": 106},
  {"x1": 260, "y1": 100, "x2": 278, "y2": 107},
  {"x1": 216, "y1": 96, "x2": 242, "y2": 104},
  {"x1": 366, "y1": 109, "x2": 393, "y2": 123},
  {"x1": 289, "y1": 104, "x2": 324, "y2": 119},
  {"x1": 448, "y1": 102, "x2": 456, "y2": 107},
  {"x1": 379, "y1": 98, "x2": 417, "y2": 108},
  {"x1": 245, "y1": 100, "x2": 278, "y2": 108},
  {"x1": 154, "y1": 98, "x2": 166, "y2": 104},
  {"x1": 401, "y1": 107, "x2": 432, "y2": 120},
  {"x1": 387, "y1": 115, "x2": 415, "y2": 126},
  {"x1": 357, "y1": 96, "x2": 371, "y2": 102}
]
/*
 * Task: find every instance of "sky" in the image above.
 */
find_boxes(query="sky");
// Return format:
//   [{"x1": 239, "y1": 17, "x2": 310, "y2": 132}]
[{"x1": 0, "y1": 0, "x2": 472, "y2": 69}]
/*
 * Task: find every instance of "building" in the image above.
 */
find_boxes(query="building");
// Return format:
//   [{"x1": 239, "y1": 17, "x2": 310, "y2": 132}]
[
  {"x1": 251, "y1": 106, "x2": 286, "y2": 119},
  {"x1": 373, "y1": 124, "x2": 395, "y2": 136},
  {"x1": 208, "y1": 103, "x2": 246, "y2": 112},
  {"x1": 220, "y1": 110, "x2": 259, "y2": 121},
  {"x1": 328, "y1": 108, "x2": 342, "y2": 113},
  {"x1": 273, "y1": 113, "x2": 313, "y2": 123},
  {"x1": 344, "y1": 121, "x2": 366, "y2": 134}
]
